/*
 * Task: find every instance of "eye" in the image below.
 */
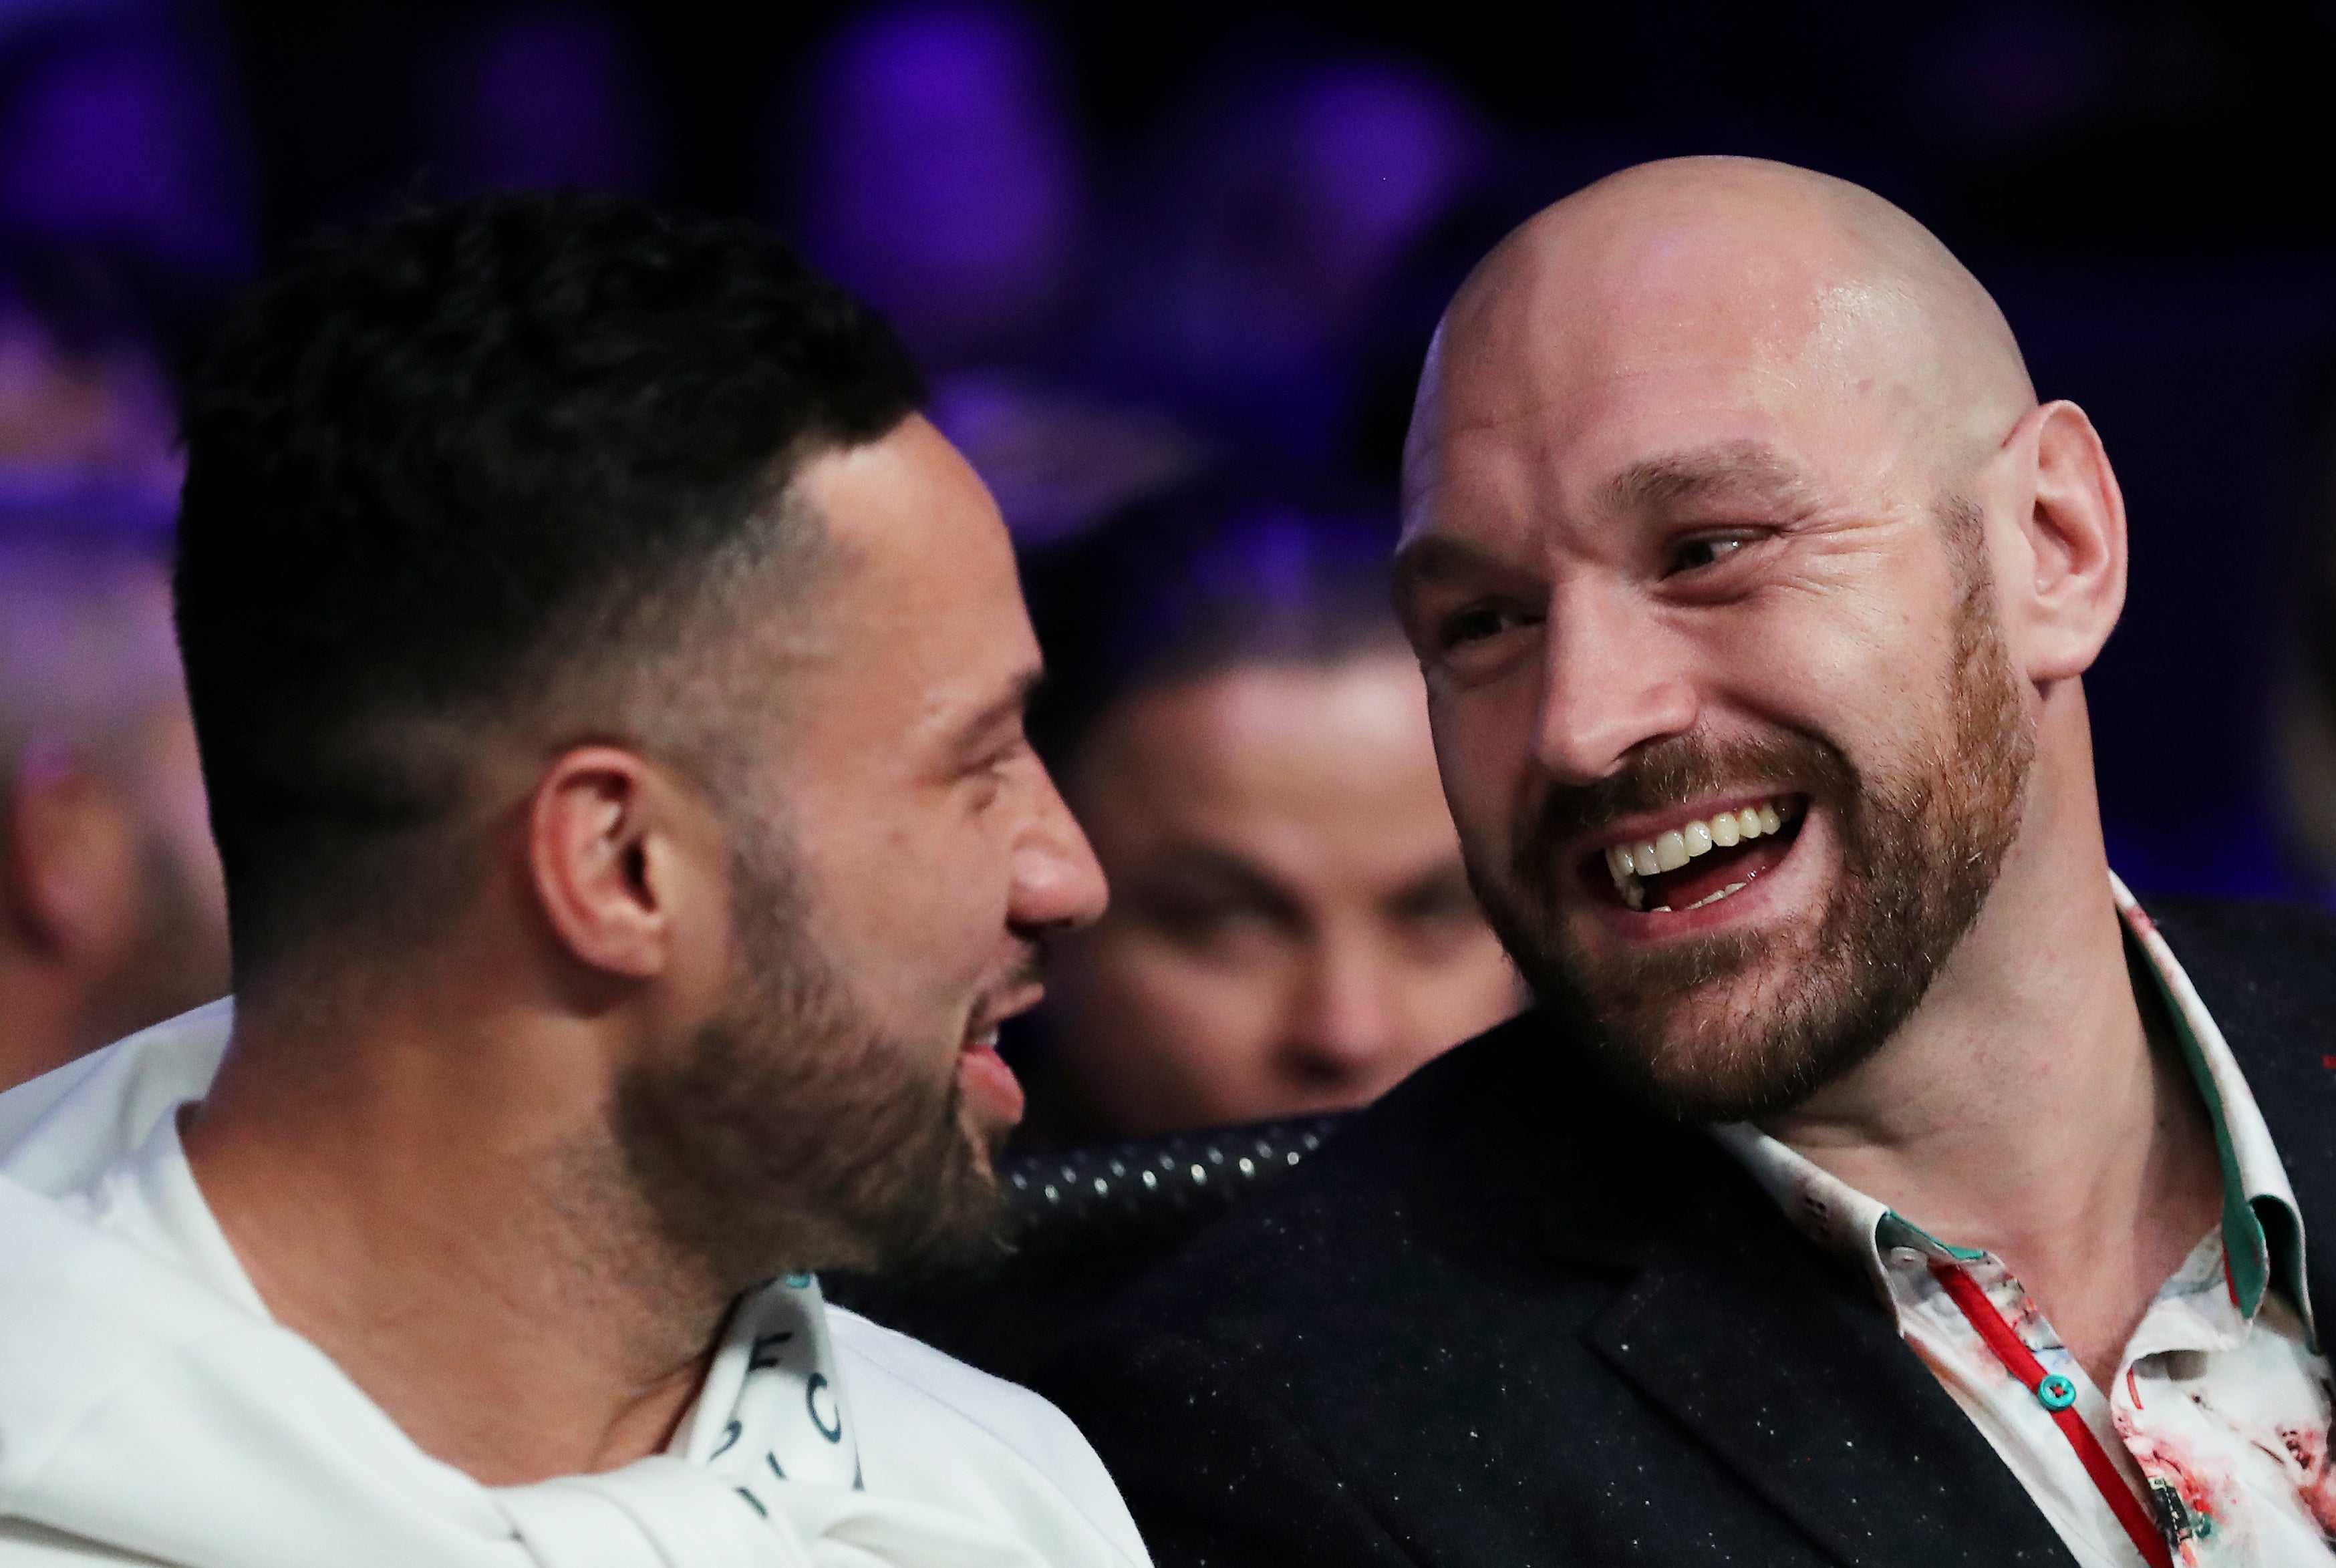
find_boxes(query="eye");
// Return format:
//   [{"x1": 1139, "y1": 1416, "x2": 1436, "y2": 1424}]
[
  {"x1": 1666, "y1": 531, "x2": 1759, "y2": 575},
  {"x1": 959, "y1": 737, "x2": 1030, "y2": 810},
  {"x1": 1437, "y1": 601, "x2": 1540, "y2": 650}
]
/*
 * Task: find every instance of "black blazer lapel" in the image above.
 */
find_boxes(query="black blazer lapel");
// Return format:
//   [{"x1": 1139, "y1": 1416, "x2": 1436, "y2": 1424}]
[
  {"x1": 2148, "y1": 899, "x2": 2336, "y2": 1329},
  {"x1": 1584, "y1": 1209, "x2": 2077, "y2": 1567}
]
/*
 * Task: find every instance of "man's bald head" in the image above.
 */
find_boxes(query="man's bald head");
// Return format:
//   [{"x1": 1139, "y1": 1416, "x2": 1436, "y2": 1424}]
[{"x1": 1407, "y1": 157, "x2": 2035, "y2": 519}]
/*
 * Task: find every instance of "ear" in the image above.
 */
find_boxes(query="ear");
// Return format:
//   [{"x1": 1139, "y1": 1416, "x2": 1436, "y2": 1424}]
[
  {"x1": 1983, "y1": 400, "x2": 2128, "y2": 684},
  {"x1": 5, "y1": 740, "x2": 138, "y2": 961},
  {"x1": 527, "y1": 746, "x2": 720, "y2": 981}
]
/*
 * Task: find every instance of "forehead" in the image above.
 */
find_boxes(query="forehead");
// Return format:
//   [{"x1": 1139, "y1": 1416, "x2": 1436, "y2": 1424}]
[
  {"x1": 1075, "y1": 657, "x2": 1457, "y2": 873},
  {"x1": 787, "y1": 417, "x2": 1035, "y2": 738},
  {"x1": 1089, "y1": 657, "x2": 1437, "y2": 796},
  {"x1": 1405, "y1": 226, "x2": 1925, "y2": 549}
]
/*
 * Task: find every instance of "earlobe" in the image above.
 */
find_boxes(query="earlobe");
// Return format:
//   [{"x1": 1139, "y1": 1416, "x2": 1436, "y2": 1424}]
[
  {"x1": 528, "y1": 748, "x2": 672, "y2": 980},
  {"x1": 1997, "y1": 400, "x2": 2128, "y2": 684}
]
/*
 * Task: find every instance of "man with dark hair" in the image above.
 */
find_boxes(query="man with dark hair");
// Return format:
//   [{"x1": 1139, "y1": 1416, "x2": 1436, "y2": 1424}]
[
  {"x1": 1040, "y1": 158, "x2": 2336, "y2": 1565},
  {"x1": 0, "y1": 192, "x2": 1144, "y2": 1567},
  {"x1": 1014, "y1": 486, "x2": 1517, "y2": 1140}
]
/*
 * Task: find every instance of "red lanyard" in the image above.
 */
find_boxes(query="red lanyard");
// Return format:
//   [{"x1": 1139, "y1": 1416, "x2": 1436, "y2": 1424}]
[{"x1": 1929, "y1": 1262, "x2": 2174, "y2": 1568}]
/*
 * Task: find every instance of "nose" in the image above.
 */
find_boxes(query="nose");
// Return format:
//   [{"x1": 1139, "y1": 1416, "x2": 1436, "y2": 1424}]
[
  {"x1": 1280, "y1": 928, "x2": 1398, "y2": 1083},
  {"x1": 1534, "y1": 579, "x2": 1698, "y2": 787},
  {"x1": 1006, "y1": 761, "x2": 1109, "y2": 938}
]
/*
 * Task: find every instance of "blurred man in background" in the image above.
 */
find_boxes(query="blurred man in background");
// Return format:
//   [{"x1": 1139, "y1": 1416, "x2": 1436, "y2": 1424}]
[
  {"x1": 0, "y1": 257, "x2": 226, "y2": 1091},
  {"x1": 0, "y1": 525, "x2": 226, "y2": 1090},
  {"x1": 1017, "y1": 489, "x2": 1518, "y2": 1140}
]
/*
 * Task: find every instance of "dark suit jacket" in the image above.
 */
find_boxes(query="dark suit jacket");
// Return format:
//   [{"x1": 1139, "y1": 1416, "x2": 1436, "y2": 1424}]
[{"x1": 1034, "y1": 899, "x2": 2336, "y2": 1567}]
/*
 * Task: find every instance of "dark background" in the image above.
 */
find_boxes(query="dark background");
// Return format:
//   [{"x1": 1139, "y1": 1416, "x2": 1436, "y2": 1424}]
[{"x1": 19, "y1": 0, "x2": 2336, "y2": 896}]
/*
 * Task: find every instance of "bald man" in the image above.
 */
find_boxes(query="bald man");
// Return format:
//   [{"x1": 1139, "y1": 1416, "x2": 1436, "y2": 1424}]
[{"x1": 1038, "y1": 158, "x2": 2336, "y2": 1567}]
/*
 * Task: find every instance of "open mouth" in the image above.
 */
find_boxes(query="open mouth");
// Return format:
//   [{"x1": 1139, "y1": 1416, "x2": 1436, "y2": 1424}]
[{"x1": 1593, "y1": 795, "x2": 1804, "y2": 915}]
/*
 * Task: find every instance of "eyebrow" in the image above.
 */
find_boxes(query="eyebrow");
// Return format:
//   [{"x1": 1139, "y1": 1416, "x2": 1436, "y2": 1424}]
[
  {"x1": 1392, "y1": 442, "x2": 1819, "y2": 603},
  {"x1": 952, "y1": 666, "x2": 1046, "y2": 757},
  {"x1": 1597, "y1": 442, "x2": 1817, "y2": 518},
  {"x1": 1135, "y1": 845, "x2": 1306, "y2": 925},
  {"x1": 1391, "y1": 534, "x2": 1517, "y2": 603}
]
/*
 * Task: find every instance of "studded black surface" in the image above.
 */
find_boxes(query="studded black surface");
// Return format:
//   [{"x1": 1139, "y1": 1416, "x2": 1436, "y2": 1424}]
[
  {"x1": 998, "y1": 1114, "x2": 1347, "y2": 1257},
  {"x1": 825, "y1": 1112, "x2": 1354, "y2": 1382}
]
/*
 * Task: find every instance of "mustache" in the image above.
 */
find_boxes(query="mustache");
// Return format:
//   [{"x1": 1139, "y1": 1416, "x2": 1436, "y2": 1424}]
[
  {"x1": 970, "y1": 943, "x2": 1049, "y2": 1031},
  {"x1": 1513, "y1": 730, "x2": 1856, "y2": 883}
]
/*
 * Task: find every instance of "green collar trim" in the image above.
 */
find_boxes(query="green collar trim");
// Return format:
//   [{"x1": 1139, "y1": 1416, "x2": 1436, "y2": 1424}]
[
  {"x1": 1875, "y1": 1210, "x2": 1987, "y2": 1263},
  {"x1": 2129, "y1": 923, "x2": 2292, "y2": 1322},
  {"x1": 1870, "y1": 922, "x2": 2305, "y2": 1329}
]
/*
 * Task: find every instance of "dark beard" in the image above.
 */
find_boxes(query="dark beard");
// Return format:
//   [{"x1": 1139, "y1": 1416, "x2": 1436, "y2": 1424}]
[
  {"x1": 1471, "y1": 557, "x2": 2035, "y2": 1124},
  {"x1": 611, "y1": 831, "x2": 1006, "y2": 1296}
]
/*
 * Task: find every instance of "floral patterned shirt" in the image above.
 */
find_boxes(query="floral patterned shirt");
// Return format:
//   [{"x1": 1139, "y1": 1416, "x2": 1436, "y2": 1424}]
[{"x1": 1714, "y1": 876, "x2": 2335, "y2": 1566}]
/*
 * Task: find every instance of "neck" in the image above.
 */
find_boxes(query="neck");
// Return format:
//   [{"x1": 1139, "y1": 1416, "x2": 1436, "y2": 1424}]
[
  {"x1": 181, "y1": 971, "x2": 726, "y2": 1486},
  {"x1": 1758, "y1": 722, "x2": 2222, "y2": 1388}
]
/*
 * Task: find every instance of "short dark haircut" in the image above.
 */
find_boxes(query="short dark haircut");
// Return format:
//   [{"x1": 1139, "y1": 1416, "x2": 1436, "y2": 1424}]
[
  {"x1": 1021, "y1": 479, "x2": 1406, "y2": 785},
  {"x1": 176, "y1": 191, "x2": 923, "y2": 981}
]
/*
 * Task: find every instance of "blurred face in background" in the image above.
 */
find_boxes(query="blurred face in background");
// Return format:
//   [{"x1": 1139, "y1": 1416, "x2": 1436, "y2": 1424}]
[
  {"x1": 0, "y1": 545, "x2": 229, "y2": 1090},
  {"x1": 1046, "y1": 649, "x2": 1520, "y2": 1136},
  {"x1": 0, "y1": 305, "x2": 223, "y2": 1090}
]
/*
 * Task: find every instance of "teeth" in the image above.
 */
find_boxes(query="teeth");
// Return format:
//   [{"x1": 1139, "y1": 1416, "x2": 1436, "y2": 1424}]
[
  {"x1": 1685, "y1": 881, "x2": 1749, "y2": 911},
  {"x1": 1598, "y1": 796, "x2": 1798, "y2": 911}
]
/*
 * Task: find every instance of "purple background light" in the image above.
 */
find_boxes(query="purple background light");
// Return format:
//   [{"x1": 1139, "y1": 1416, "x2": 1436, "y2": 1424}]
[{"x1": 0, "y1": 0, "x2": 2326, "y2": 901}]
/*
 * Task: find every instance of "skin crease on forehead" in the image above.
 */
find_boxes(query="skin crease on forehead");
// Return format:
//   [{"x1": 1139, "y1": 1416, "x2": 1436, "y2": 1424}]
[
  {"x1": 1405, "y1": 158, "x2": 2037, "y2": 505},
  {"x1": 1047, "y1": 653, "x2": 1520, "y2": 1138},
  {"x1": 1401, "y1": 156, "x2": 2224, "y2": 1392}
]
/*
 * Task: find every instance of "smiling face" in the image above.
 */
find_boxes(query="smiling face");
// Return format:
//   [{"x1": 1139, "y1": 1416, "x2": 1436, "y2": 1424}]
[
  {"x1": 615, "y1": 416, "x2": 1107, "y2": 1281},
  {"x1": 1397, "y1": 160, "x2": 2045, "y2": 1122},
  {"x1": 774, "y1": 418, "x2": 1104, "y2": 1154}
]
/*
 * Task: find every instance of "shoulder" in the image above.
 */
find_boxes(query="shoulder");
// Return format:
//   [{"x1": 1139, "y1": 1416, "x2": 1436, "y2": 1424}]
[
  {"x1": 827, "y1": 1306, "x2": 1150, "y2": 1567},
  {"x1": 2145, "y1": 895, "x2": 2336, "y2": 987},
  {"x1": 0, "y1": 1520, "x2": 153, "y2": 1565},
  {"x1": 1029, "y1": 1014, "x2": 1781, "y2": 1567},
  {"x1": 1090, "y1": 1009, "x2": 1685, "y2": 1321},
  {"x1": 0, "y1": 999, "x2": 233, "y2": 1193},
  {"x1": 829, "y1": 1305, "x2": 1117, "y2": 1480},
  {"x1": 2144, "y1": 896, "x2": 2336, "y2": 1236},
  {"x1": 1039, "y1": 1008, "x2": 1717, "y2": 1432},
  {"x1": 2145, "y1": 897, "x2": 2336, "y2": 1102}
]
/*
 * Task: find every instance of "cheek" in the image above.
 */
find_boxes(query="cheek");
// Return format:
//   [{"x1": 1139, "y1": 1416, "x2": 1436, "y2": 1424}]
[
  {"x1": 1064, "y1": 928, "x2": 1291, "y2": 1070},
  {"x1": 1394, "y1": 936, "x2": 1525, "y2": 1044},
  {"x1": 1430, "y1": 687, "x2": 1534, "y2": 846},
  {"x1": 808, "y1": 824, "x2": 1010, "y2": 1016},
  {"x1": 1711, "y1": 589, "x2": 1952, "y2": 753}
]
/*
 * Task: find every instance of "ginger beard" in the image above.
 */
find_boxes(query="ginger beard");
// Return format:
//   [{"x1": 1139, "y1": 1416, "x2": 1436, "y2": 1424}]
[
  {"x1": 613, "y1": 822, "x2": 1013, "y2": 1294},
  {"x1": 1469, "y1": 514, "x2": 2036, "y2": 1124}
]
